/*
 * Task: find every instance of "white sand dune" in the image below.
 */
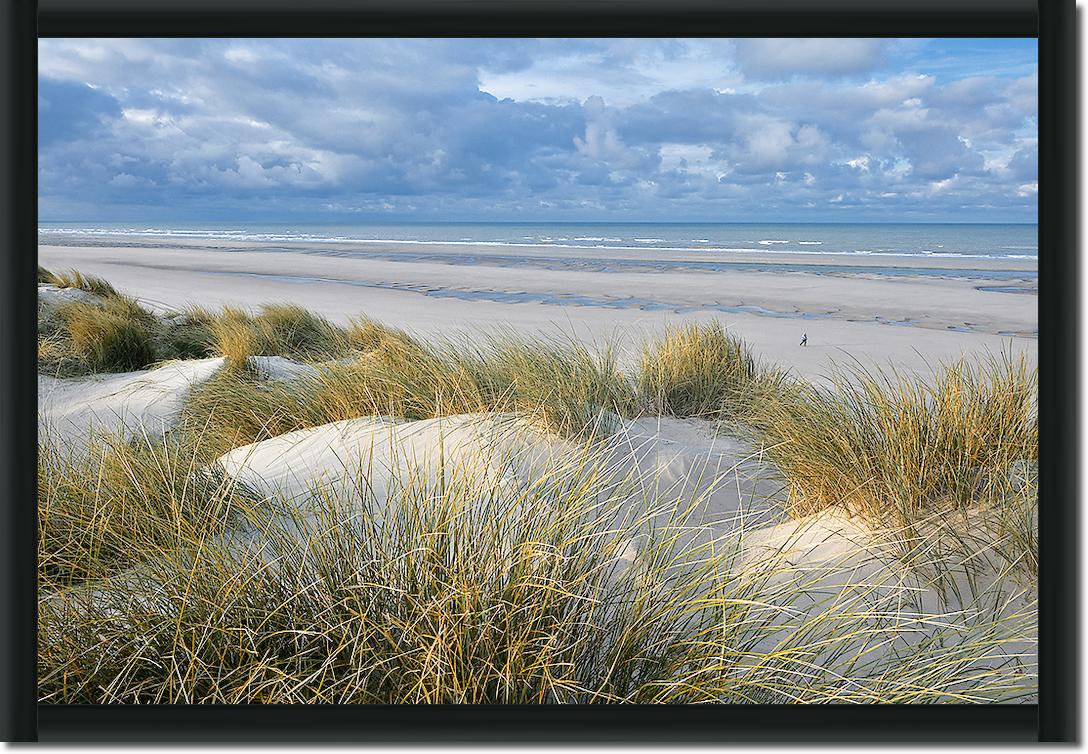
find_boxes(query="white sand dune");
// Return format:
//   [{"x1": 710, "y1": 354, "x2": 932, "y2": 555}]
[
  {"x1": 42, "y1": 397, "x2": 1034, "y2": 688},
  {"x1": 216, "y1": 413, "x2": 582, "y2": 539},
  {"x1": 38, "y1": 283, "x2": 103, "y2": 312},
  {"x1": 246, "y1": 355, "x2": 322, "y2": 381},
  {"x1": 213, "y1": 410, "x2": 1029, "y2": 588},
  {"x1": 38, "y1": 357, "x2": 225, "y2": 453},
  {"x1": 730, "y1": 508, "x2": 1036, "y2": 687},
  {"x1": 215, "y1": 413, "x2": 786, "y2": 538},
  {"x1": 611, "y1": 417, "x2": 785, "y2": 531},
  {"x1": 212, "y1": 409, "x2": 1031, "y2": 621}
]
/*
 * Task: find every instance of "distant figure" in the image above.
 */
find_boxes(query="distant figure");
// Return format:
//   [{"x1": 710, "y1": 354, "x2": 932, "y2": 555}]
[{"x1": 799, "y1": 332, "x2": 808, "y2": 347}]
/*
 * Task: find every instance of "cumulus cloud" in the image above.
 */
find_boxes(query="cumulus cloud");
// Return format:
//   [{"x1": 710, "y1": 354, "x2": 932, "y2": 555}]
[{"x1": 37, "y1": 38, "x2": 1037, "y2": 222}]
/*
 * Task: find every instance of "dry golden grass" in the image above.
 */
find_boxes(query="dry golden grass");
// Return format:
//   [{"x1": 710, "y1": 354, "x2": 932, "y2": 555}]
[
  {"x1": 313, "y1": 338, "x2": 485, "y2": 423},
  {"x1": 35, "y1": 272, "x2": 1039, "y2": 704},
  {"x1": 180, "y1": 330, "x2": 639, "y2": 460},
  {"x1": 639, "y1": 322, "x2": 788, "y2": 421},
  {"x1": 38, "y1": 429, "x2": 1036, "y2": 704},
  {"x1": 54, "y1": 301, "x2": 156, "y2": 374},
  {"x1": 208, "y1": 306, "x2": 262, "y2": 368},
  {"x1": 749, "y1": 353, "x2": 1038, "y2": 531},
  {"x1": 178, "y1": 368, "x2": 323, "y2": 461},
  {"x1": 155, "y1": 306, "x2": 218, "y2": 360},
  {"x1": 343, "y1": 316, "x2": 419, "y2": 352},
  {"x1": 38, "y1": 270, "x2": 212, "y2": 375},
  {"x1": 207, "y1": 304, "x2": 350, "y2": 368},
  {"x1": 455, "y1": 334, "x2": 636, "y2": 438},
  {"x1": 40, "y1": 267, "x2": 121, "y2": 298},
  {"x1": 38, "y1": 429, "x2": 255, "y2": 589},
  {"x1": 38, "y1": 268, "x2": 158, "y2": 375}
]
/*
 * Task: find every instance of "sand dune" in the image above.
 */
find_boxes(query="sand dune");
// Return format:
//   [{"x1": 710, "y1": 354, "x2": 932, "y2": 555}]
[
  {"x1": 36, "y1": 253, "x2": 1037, "y2": 700},
  {"x1": 38, "y1": 357, "x2": 225, "y2": 453}
]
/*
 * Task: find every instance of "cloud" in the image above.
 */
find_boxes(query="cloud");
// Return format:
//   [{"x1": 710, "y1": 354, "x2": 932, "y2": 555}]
[
  {"x1": 38, "y1": 78, "x2": 122, "y2": 146},
  {"x1": 734, "y1": 39, "x2": 890, "y2": 80},
  {"x1": 37, "y1": 38, "x2": 1037, "y2": 222},
  {"x1": 478, "y1": 39, "x2": 741, "y2": 106}
]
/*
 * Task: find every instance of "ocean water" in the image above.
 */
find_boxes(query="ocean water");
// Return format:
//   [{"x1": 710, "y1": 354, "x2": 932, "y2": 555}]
[{"x1": 38, "y1": 222, "x2": 1038, "y2": 261}]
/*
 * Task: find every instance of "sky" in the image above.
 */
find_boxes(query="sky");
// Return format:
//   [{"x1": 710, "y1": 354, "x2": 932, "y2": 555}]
[{"x1": 37, "y1": 38, "x2": 1038, "y2": 223}]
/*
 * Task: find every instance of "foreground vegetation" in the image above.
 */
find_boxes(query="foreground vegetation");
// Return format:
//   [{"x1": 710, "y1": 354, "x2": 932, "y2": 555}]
[
  {"x1": 37, "y1": 270, "x2": 1039, "y2": 703},
  {"x1": 39, "y1": 429, "x2": 1036, "y2": 704}
]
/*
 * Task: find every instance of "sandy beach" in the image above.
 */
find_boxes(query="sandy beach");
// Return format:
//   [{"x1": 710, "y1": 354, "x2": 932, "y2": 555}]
[{"x1": 39, "y1": 238, "x2": 1037, "y2": 383}]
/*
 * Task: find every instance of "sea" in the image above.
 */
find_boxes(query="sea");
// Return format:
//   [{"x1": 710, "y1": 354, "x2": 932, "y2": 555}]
[{"x1": 38, "y1": 222, "x2": 1037, "y2": 261}]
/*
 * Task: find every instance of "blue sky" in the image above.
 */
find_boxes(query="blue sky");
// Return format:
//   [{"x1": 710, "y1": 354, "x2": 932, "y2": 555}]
[{"x1": 38, "y1": 38, "x2": 1037, "y2": 223}]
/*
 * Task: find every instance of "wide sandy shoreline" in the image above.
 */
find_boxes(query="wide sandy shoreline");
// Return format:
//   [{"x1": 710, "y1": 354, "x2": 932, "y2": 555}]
[{"x1": 39, "y1": 239, "x2": 1037, "y2": 383}]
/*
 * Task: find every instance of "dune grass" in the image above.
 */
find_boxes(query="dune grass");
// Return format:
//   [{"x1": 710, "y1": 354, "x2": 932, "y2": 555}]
[
  {"x1": 38, "y1": 429, "x2": 255, "y2": 590},
  {"x1": 639, "y1": 322, "x2": 789, "y2": 421},
  {"x1": 35, "y1": 271, "x2": 1039, "y2": 703},
  {"x1": 343, "y1": 315, "x2": 418, "y2": 352},
  {"x1": 37, "y1": 430, "x2": 1036, "y2": 704},
  {"x1": 178, "y1": 367, "x2": 323, "y2": 461},
  {"x1": 41, "y1": 300, "x2": 156, "y2": 375},
  {"x1": 310, "y1": 336, "x2": 485, "y2": 424},
  {"x1": 37, "y1": 268, "x2": 353, "y2": 374},
  {"x1": 38, "y1": 268, "x2": 175, "y2": 375},
  {"x1": 456, "y1": 335, "x2": 637, "y2": 438},
  {"x1": 205, "y1": 304, "x2": 350, "y2": 368},
  {"x1": 749, "y1": 353, "x2": 1038, "y2": 533},
  {"x1": 155, "y1": 307, "x2": 219, "y2": 360},
  {"x1": 66, "y1": 306, "x2": 153, "y2": 374},
  {"x1": 39, "y1": 267, "x2": 121, "y2": 298},
  {"x1": 179, "y1": 328, "x2": 639, "y2": 460}
]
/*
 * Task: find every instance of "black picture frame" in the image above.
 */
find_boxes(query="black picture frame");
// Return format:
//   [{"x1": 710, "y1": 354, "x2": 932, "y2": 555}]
[{"x1": 3, "y1": 0, "x2": 1076, "y2": 742}]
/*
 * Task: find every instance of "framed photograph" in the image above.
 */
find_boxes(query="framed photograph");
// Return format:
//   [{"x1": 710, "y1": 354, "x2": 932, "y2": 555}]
[{"x1": 2, "y1": 0, "x2": 1075, "y2": 743}]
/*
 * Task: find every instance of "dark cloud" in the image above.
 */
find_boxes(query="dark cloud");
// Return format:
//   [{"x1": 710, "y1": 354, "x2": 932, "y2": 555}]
[{"x1": 38, "y1": 78, "x2": 122, "y2": 147}]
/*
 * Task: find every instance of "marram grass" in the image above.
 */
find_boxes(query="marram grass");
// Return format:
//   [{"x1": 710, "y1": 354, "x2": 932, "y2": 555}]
[
  {"x1": 39, "y1": 267, "x2": 120, "y2": 298},
  {"x1": 639, "y1": 321, "x2": 789, "y2": 421},
  {"x1": 38, "y1": 428, "x2": 1036, "y2": 704},
  {"x1": 36, "y1": 271, "x2": 1039, "y2": 703},
  {"x1": 38, "y1": 268, "x2": 357, "y2": 374},
  {"x1": 179, "y1": 330, "x2": 640, "y2": 460},
  {"x1": 37, "y1": 427, "x2": 256, "y2": 590},
  {"x1": 749, "y1": 352, "x2": 1037, "y2": 526},
  {"x1": 208, "y1": 304, "x2": 351, "y2": 368}
]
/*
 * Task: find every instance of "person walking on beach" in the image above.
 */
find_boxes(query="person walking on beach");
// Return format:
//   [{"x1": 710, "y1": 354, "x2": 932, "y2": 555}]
[{"x1": 799, "y1": 332, "x2": 808, "y2": 347}]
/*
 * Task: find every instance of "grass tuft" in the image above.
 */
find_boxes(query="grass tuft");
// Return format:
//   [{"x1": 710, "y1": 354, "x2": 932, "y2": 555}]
[
  {"x1": 750, "y1": 352, "x2": 1038, "y2": 531},
  {"x1": 205, "y1": 304, "x2": 350, "y2": 368},
  {"x1": 179, "y1": 368, "x2": 322, "y2": 461},
  {"x1": 180, "y1": 331, "x2": 639, "y2": 458},
  {"x1": 44, "y1": 268, "x2": 121, "y2": 298},
  {"x1": 639, "y1": 322, "x2": 787, "y2": 420},
  {"x1": 38, "y1": 430, "x2": 254, "y2": 589},
  {"x1": 255, "y1": 304, "x2": 346, "y2": 360},
  {"x1": 54, "y1": 300, "x2": 155, "y2": 374},
  {"x1": 208, "y1": 306, "x2": 262, "y2": 369},
  {"x1": 156, "y1": 307, "x2": 219, "y2": 360}
]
